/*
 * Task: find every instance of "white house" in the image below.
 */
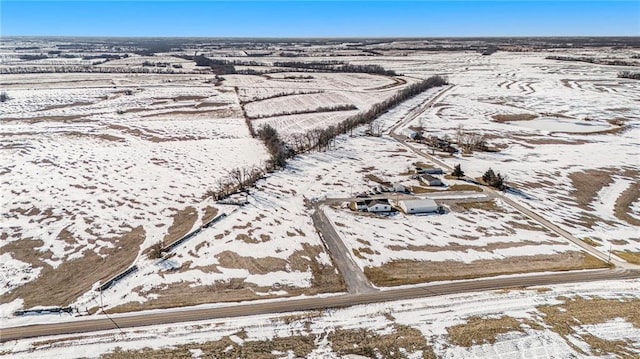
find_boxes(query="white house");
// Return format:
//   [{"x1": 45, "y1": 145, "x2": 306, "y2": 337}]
[
  {"x1": 366, "y1": 199, "x2": 392, "y2": 212},
  {"x1": 399, "y1": 198, "x2": 439, "y2": 214},
  {"x1": 419, "y1": 174, "x2": 443, "y2": 186}
]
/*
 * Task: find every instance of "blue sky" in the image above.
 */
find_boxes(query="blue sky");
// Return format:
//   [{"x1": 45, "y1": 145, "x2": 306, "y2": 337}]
[{"x1": 2, "y1": 1, "x2": 639, "y2": 37}]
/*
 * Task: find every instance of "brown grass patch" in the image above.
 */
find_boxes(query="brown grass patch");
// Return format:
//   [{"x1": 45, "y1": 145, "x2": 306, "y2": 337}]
[
  {"x1": 364, "y1": 252, "x2": 609, "y2": 287},
  {"x1": 537, "y1": 296, "x2": 640, "y2": 357},
  {"x1": 568, "y1": 169, "x2": 614, "y2": 210},
  {"x1": 328, "y1": 324, "x2": 435, "y2": 359},
  {"x1": 215, "y1": 251, "x2": 288, "y2": 274},
  {"x1": 365, "y1": 174, "x2": 391, "y2": 186},
  {"x1": 194, "y1": 101, "x2": 228, "y2": 109},
  {"x1": 492, "y1": 113, "x2": 538, "y2": 122},
  {"x1": 448, "y1": 184, "x2": 483, "y2": 192},
  {"x1": 387, "y1": 239, "x2": 562, "y2": 254},
  {"x1": 102, "y1": 331, "x2": 315, "y2": 359},
  {"x1": 457, "y1": 200, "x2": 505, "y2": 213},
  {"x1": 39, "y1": 101, "x2": 93, "y2": 111},
  {"x1": 0, "y1": 226, "x2": 144, "y2": 308},
  {"x1": 614, "y1": 182, "x2": 640, "y2": 226},
  {"x1": 201, "y1": 206, "x2": 219, "y2": 225},
  {"x1": 173, "y1": 95, "x2": 208, "y2": 101},
  {"x1": 2, "y1": 115, "x2": 88, "y2": 124},
  {"x1": 161, "y1": 206, "x2": 198, "y2": 246},
  {"x1": 447, "y1": 316, "x2": 524, "y2": 347},
  {"x1": 612, "y1": 251, "x2": 640, "y2": 265},
  {"x1": 581, "y1": 237, "x2": 603, "y2": 247}
]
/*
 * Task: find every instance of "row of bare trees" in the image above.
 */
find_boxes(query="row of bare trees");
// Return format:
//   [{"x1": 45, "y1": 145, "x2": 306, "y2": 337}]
[
  {"x1": 455, "y1": 125, "x2": 487, "y2": 154},
  {"x1": 214, "y1": 75, "x2": 449, "y2": 200},
  {"x1": 211, "y1": 165, "x2": 267, "y2": 200}
]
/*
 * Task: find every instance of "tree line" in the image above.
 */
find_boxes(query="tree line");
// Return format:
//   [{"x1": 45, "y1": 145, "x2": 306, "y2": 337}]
[{"x1": 212, "y1": 75, "x2": 448, "y2": 200}]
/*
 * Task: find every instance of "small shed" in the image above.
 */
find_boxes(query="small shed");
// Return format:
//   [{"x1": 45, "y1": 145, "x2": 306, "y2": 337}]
[
  {"x1": 399, "y1": 198, "x2": 439, "y2": 214},
  {"x1": 353, "y1": 201, "x2": 367, "y2": 211},
  {"x1": 419, "y1": 174, "x2": 443, "y2": 186},
  {"x1": 401, "y1": 128, "x2": 419, "y2": 140},
  {"x1": 366, "y1": 199, "x2": 392, "y2": 213},
  {"x1": 416, "y1": 167, "x2": 444, "y2": 175},
  {"x1": 392, "y1": 182, "x2": 408, "y2": 193}
]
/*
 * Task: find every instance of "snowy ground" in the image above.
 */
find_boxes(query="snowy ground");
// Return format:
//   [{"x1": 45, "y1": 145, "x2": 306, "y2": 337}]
[
  {"x1": 2, "y1": 279, "x2": 638, "y2": 359},
  {"x1": 404, "y1": 51, "x2": 640, "y2": 257},
  {"x1": 2, "y1": 43, "x2": 638, "y2": 337}
]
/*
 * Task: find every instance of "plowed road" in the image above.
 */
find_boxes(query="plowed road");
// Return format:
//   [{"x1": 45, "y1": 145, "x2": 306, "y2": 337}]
[{"x1": 2, "y1": 269, "x2": 638, "y2": 342}]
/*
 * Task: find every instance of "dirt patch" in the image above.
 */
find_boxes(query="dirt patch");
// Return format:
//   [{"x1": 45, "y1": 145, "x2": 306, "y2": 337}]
[
  {"x1": 0, "y1": 226, "x2": 144, "y2": 308},
  {"x1": 447, "y1": 316, "x2": 524, "y2": 347},
  {"x1": 364, "y1": 252, "x2": 609, "y2": 287},
  {"x1": 537, "y1": 296, "x2": 640, "y2": 357},
  {"x1": 161, "y1": 206, "x2": 198, "y2": 246},
  {"x1": 492, "y1": 113, "x2": 538, "y2": 122},
  {"x1": 614, "y1": 182, "x2": 640, "y2": 226}
]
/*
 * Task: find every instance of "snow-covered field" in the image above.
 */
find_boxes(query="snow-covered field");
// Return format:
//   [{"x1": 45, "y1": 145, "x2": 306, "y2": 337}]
[
  {"x1": 227, "y1": 72, "x2": 416, "y2": 135},
  {"x1": 3, "y1": 279, "x2": 638, "y2": 358},
  {"x1": 0, "y1": 74, "x2": 270, "y2": 312},
  {"x1": 404, "y1": 51, "x2": 640, "y2": 258},
  {"x1": 324, "y1": 198, "x2": 591, "y2": 285},
  {"x1": 2, "y1": 41, "x2": 639, "y2": 347}
]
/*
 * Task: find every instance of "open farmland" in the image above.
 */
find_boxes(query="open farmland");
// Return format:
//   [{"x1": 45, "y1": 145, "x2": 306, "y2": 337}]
[
  {"x1": 401, "y1": 51, "x2": 640, "y2": 263},
  {"x1": 1, "y1": 37, "x2": 639, "y2": 356}
]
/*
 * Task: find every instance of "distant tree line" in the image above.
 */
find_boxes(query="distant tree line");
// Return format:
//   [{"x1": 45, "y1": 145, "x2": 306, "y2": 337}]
[
  {"x1": 618, "y1": 71, "x2": 640, "y2": 80},
  {"x1": 272, "y1": 61, "x2": 398, "y2": 76},
  {"x1": 0, "y1": 66, "x2": 187, "y2": 74},
  {"x1": 546, "y1": 56, "x2": 640, "y2": 67},
  {"x1": 246, "y1": 104, "x2": 357, "y2": 120}
]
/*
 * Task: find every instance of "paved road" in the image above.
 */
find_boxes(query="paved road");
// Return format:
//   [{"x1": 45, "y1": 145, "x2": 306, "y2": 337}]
[
  {"x1": 387, "y1": 84, "x2": 640, "y2": 270},
  {"x1": 311, "y1": 206, "x2": 377, "y2": 294},
  {"x1": 2, "y1": 269, "x2": 637, "y2": 342}
]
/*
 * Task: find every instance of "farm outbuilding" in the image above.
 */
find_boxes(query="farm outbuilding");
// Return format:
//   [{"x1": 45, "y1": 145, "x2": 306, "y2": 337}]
[
  {"x1": 415, "y1": 167, "x2": 444, "y2": 175},
  {"x1": 393, "y1": 182, "x2": 408, "y2": 193},
  {"x1": 418, "y1": 174, "x2": 443, "y2": 186},
  {"x1": 353, "y1": 201, "x2": 367, "y2": 211},
  {"x1": 401, "y1": 128, "x2": 420, "y2": 140},
  {"x1": 399, "y1": 198, "x2": 439, "y2": 214},
  {"x1": 366, "y1": 199, "x2": 392, "y2": 213}
]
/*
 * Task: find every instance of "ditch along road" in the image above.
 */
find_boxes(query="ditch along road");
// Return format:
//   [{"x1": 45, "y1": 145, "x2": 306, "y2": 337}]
[
  {"x1": 388, "y1": 85, "x2": 640, "y2": 271},
  {"x1": 2, "y1": 269, "x2": 638, "y2": 342}
]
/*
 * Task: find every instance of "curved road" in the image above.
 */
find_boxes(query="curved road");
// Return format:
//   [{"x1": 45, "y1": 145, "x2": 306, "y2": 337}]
[{"x1": 2, "y1": 269, "x2": 638, "y2": 342}]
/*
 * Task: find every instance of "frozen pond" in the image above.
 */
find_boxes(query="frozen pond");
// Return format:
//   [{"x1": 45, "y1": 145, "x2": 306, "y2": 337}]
[{"x1": 511, "y1": 117, "x2": 611, "y2": 133}]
